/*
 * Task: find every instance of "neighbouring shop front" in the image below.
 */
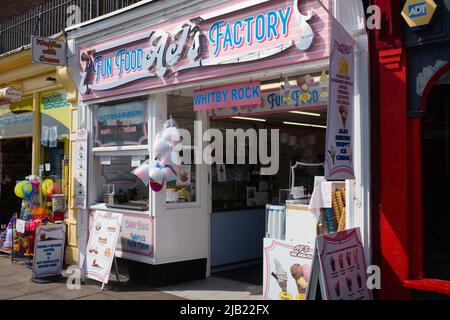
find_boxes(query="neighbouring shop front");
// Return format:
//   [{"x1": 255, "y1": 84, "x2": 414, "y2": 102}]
[
  {"x1": 0, "y1": 48, "x2": 79, "y2": 266},
  {"x1": 70, "y1": 0, "x2": 370, "y2": 296}
]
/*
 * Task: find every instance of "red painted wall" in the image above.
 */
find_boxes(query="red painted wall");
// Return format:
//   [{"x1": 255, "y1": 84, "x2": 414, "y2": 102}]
[{"x1": 370, "y1": 0, "x2": 411, "y2": 299}]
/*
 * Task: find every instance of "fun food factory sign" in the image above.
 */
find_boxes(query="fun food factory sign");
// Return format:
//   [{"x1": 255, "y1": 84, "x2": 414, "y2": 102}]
[{"x1": 79, "y1": 0, "x2": 332, "y2": 101}]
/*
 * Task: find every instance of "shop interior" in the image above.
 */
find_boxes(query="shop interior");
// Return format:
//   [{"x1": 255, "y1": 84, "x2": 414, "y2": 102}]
[
  {"x1": 88, "y1": 71, "x2": 329, "y2": 285},
  {"x1": 168, "y1": 71, "x2": 329, "y2": 285},
  {"x1": 0, "y1": 138, "x2": 32, "y2": 226}
]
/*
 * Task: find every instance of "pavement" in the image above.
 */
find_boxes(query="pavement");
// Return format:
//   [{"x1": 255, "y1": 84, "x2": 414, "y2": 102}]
[{"x1": 0, "y1": 254, "x2": 263, "y2": 300}]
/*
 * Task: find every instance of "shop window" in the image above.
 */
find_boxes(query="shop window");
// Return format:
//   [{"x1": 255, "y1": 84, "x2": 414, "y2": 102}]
[
  {"x1": 94, "y1": 154, "x2": 150, "y2": 211},
  {"x1": 93, "y1": 99, "x2": 148, "y2": 148},
  {"x1": 40, "y1": 90, "x2": 71, "y2": 197},
  {"x1": 92, "y1": 97, "x2": 150, "y2": 211},
  {"x1": 209, "y1": 72, "x2": 328, "y2": 212},
  {"x1": 166, "y1": 95, "x2": 197, "y2": 205}
]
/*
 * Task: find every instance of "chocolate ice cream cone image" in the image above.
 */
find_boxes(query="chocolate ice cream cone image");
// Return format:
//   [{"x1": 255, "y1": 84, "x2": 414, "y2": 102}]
[
  {"x1": 338, "y1": 254, "x2": 344, "y2": 269},
  {"x1": 357, "y1": 273, "x2": 363, "y2": 289},
  {"x1": 346, "y1": 277, "x2": 353, "y2": 292},
  {"x1": 346, "y1": 251, "x2": 352, "y2": 267},
  {"x1": 339, "y1": 105, "x2": 348, "y2": 128},
  {"x1": 330, "y1": 256, "x2": 336, "y2": 272},
  {"x1": 335, "y1": 280, "x2": 341, "y2": 297}
]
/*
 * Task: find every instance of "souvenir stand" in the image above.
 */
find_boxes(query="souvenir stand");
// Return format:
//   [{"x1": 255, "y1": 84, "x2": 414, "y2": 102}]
[{"x1": 0, "y1": 176, "x2": 66, "y2": 266}]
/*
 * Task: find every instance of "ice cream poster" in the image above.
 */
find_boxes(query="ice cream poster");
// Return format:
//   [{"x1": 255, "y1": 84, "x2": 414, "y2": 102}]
[
  {"x1": 324, "y1": 18, "x2": 355, "y2": 180},
  {"x1": 316, "y1": 228, "x2": 372, "y2": 300},
  {"x1": 263, "y1": 238, "x2": 315, "y2": 300}
]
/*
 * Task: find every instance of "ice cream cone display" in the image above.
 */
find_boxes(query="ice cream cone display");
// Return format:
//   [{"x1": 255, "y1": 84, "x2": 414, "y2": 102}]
[
  {"x1": 338, "y1": 209, "x2": 346, "y2": 231},
  {"x1": 338, "y1": 104, "x2": 348, "y2": 128}
]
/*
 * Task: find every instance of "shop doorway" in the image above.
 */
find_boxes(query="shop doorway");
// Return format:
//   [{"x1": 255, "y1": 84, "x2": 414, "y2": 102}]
[
  {"x1": 0, "y1": 138, "x2": 32, "y2": 225},
  {"x1": 423, "y1": 68, "x2": 450, "y2": 281},
  {"x1": 209, "y1": 80, "x2": 327, "y2": 285}
]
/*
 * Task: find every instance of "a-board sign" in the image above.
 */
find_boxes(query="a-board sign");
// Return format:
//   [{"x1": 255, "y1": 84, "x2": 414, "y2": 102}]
[
  {"x1": 307, "y1": 227, "x2": 373, "y2": 300},
  {"x1": 32, "y1": 224, "x2": 66, "y2": 280},
  {"x1": 85, "y1": 211, "x2": 122, "y2": 284}
]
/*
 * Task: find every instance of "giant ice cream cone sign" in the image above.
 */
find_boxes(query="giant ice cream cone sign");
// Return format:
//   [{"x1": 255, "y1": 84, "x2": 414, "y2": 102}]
[{"x1": 324, "y1": 18, "x2": 355, "y2": 180}]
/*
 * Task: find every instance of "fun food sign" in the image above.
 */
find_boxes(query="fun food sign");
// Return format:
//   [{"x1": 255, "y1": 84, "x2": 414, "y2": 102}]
[{"x1": 79, "y1": 0, "x2": 332, "y2": 101}]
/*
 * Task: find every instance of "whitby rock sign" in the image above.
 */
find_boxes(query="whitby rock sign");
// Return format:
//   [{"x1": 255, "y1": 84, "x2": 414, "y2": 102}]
[{"x1": 80, "y1": 0, "x2": 322, "y2": 95}]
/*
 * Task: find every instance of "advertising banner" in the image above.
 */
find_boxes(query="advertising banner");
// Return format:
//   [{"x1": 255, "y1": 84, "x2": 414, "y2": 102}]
[
  {"x1": 115, "y1": 213, "x2": 154, "y2": 257},
  {"x1": 32, "y1": 224, "x2": 66, "y2": 280},
  {"x1": 263, "y1": 238, "x2": 315, "y2": 300},
  {"x1": 324, "y1": 19, "x2": 355, "y2": 180},
  {"x1": 308, "y1": 228, "x2": 373, "y2": 300},
  {"x1": 210, "y1": 82, "x2": 328, "y2": 118},
  {"x1": 32, "y1": 36, "x2": 66, "y2": 66},
  {"x1": 85, "y1": 211, "x2": 122, "y2": 284}
]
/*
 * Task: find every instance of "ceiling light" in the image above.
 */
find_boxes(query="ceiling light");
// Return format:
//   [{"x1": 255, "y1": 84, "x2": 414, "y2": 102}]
[
  {"x1": 283, "y1": 121, "x2": 327, "y2": 129},
  {"x1": 289, "y1": 111, "x2": 321, "y2": 117},
  {"x1": 232, "y1": 116, "x2": 266, "y2": 122}
]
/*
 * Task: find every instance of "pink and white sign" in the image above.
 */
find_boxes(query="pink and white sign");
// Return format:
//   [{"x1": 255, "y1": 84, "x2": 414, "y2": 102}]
[
  {"x1": 194, "y1": 81, "x2": 260, "y2": 111},
  {"x1": 324, "y1": 18, "x2": 355, "y2": 180},
  {"x1": 315, "y1": 228, "x2": 372, "y2": 300},
  {"x1": 210, "y1": 82, "x2": 328, "y2": 118},
  {"x1": 79, "y1": 0, "x2": 332, "y2": 101}
]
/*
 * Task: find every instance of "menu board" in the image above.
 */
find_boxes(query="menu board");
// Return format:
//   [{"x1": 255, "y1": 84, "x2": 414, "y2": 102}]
[
  {"x1": 85, "y1": 211, "x2": 122, "y2": 284},
  {"x1": 263, "y1": 238, "x2": 315, "y2": 300},
  {"x1": 93, "y1": 101, "x2": 147, "y2": 147},
  {"x1": 308, "y1": 227, "x2": 372, "y2": 300},
  {"x1": 32, "y1": 224, "x2": 66, "y2": 280},
  {"x1": 75, "y1": 129, "x2": 88, "y2": 209}
]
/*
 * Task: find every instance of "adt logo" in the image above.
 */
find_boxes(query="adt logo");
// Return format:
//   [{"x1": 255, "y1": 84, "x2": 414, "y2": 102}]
[{"x1": 408, "y1": 2, "x2": 427, "y2": 18}]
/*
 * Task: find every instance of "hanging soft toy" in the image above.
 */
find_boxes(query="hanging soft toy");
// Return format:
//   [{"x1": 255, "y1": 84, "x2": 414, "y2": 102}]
[{"x1": 146, "y1": 116, "x2": 182, "y2": 192}]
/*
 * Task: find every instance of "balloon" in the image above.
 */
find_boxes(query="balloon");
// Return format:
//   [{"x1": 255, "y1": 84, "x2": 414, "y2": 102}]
[
  {"x1": 150, "y1": 179, "x2": 164, "y2": 192},
  {"x1": 149, "y1": 161, "x2": 166, "y2": 192},
  {"x1": 152, "y1": 138, "x2": 170, "y2": 159},
  {"x1": 162, "y1": 127, "x2": 181, "y2": 143},
  {"x1": 162, "y1": 166, "x2": 178, "y2": 182},
  {"x1": 149, "y1": 166, "x2": 165, "y2": 184},
  {"x1": 14, "y1": 181, "x2": 25, "y2": 199},
  {"x1": 52, "y1": 182, "x2": 62, "y2": 195},
  {"x1": 41, "y1": 179, "x2": 53, "y2": 197},
  {"x1": 22, "y1": 181, "x2": 35, "y2": 200}
]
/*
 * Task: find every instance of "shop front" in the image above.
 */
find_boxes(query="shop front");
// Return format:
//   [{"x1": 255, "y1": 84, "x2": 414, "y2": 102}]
[
  {"x1": 0, "y1": 46, "x2": 79, "y2": 265},
  {"x1": 371, "y1": 0, "x2": 450, "y2": 298},
  {"x1": 69, "y1": 0, "x2": 370, "y2": 291}
]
